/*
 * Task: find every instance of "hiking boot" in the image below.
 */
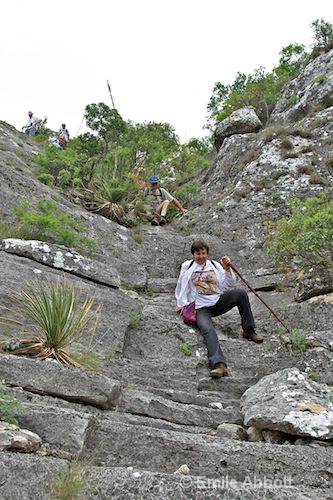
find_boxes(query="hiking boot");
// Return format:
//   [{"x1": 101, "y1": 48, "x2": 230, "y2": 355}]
[
  {"x1": 159, "y1": 217, "x2": 167, "y2": 226},
  {"x1": 151, "y1": 218, "x2": 159, "y2": 226},
  {"x1": 209, "y1": 363, "x2": 228, "y2": 378},
  {"x1": 243, "y1": 331, "x2": 264, "y2": 343}
]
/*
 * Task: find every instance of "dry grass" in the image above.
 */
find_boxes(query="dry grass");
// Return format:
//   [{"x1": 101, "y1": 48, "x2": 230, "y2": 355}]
[
  {"x1": 281, "y1": 151, "x2": 299, "y2": 160},
  {"x1": 254, "y1": 178, "x2": 273, "y2": 191},
  {"x1": 297, "y1": 164, "x2": 314, "y2": 175},
  {"x1": 232, "y1": 185, "x2": 252, "y2": 201},
  {"x1": 309, "y1": 173, "x2": 328, "y2": 186},
  {"x1": 239, "y1": 147, "x2": 262, "y2": 167},
  {"x1": 261, "y1": 125, "x2": 290, "y2": 143},
  {"x1": 279, "y1": 138, "x2": 293, "y2": 150}
]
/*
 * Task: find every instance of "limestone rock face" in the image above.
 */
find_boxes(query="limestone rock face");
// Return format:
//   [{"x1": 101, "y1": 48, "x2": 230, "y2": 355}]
[
  {"x1": 241, "y1": 368, "x2": 333, "y2": 439},
  {"x1": 272, "y1": 48, "x2": 333, "y2": 123},
  {"x1": 1, "y1": 238, "x2": 121, "y2": 288},
  {"x1": 214, "y1": 107, "x2": 263, "y2": 150},
  {"x1": 0, "y1": 355, "x2": 122, "y2": 410},
  {"x1": 0, "y1": 48, "x2": 333, "y2": 499}
]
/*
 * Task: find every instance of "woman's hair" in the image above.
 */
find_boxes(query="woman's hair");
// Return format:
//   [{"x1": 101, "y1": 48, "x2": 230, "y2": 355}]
[{"x1": 190, "y1": 239, "x2": 209, "y2": 255}]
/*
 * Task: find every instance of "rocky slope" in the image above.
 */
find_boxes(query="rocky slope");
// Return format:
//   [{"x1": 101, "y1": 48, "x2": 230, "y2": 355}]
[{"x1": 0, "y1": 49, "x2": 332, "y2": 500}]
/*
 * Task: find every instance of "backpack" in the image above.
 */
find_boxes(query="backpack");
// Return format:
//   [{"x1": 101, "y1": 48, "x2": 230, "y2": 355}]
[
  {"x1": 144, "y1": 187, "x2": 163, "y2": 199},
  {"x1": 188, "y1": 259, "x2": 218, "y2": 269}
]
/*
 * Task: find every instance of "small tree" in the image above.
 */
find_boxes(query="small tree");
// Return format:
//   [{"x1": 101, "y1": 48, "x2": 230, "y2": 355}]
[
  {"x1": 311, "y1": 18, "x2": 333, "y2": 48},
  {"x1": 84, "y1": 103, "x2": 127, "y2": 152}
]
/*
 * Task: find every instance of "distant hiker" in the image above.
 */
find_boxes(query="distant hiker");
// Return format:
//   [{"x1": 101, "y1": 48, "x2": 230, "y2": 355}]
[
  {"x1": 22, "y1": 111, "x2": 41, "y2": 137},
  {"x1": 48, "y1": 136, "x2": 63, "y2": 150},
  {"x1": 175, "y1": 239, "x2": 263, "y2": 378},
  {"x1": 58, "y1": 123, "x2": 70, "y2": 149},
  {"x1": 144, "y1": 175, "x2": 188, "y2": 226}
]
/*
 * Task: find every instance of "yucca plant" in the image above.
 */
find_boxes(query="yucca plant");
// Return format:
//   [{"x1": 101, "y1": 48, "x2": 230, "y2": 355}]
[{"x1": 9, "y1": 280, "x2": 99, "y2": 368}]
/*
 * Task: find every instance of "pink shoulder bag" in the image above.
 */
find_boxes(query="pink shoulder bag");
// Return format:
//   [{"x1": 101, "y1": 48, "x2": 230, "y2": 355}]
[{"x1": 181, "y1": 263, "x2": 206, "y2": 325}]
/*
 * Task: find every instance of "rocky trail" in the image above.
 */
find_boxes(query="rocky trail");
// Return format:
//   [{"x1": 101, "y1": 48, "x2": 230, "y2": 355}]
[{"x1": 0, "y1": 47, "x2": 333, "y2": 499}]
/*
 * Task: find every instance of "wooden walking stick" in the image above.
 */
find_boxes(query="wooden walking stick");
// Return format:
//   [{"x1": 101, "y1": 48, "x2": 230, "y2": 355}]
[{"x1": 229, "y1": 262, "x2": 291, "y2": 333}]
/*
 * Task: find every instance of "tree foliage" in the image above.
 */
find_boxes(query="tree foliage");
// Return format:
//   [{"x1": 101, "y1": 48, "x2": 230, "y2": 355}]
[
  {"x1": 264, "y1": 193, "x2": 333, "y2": 270},
  {"x1": 35, "y1": 102, "x2": 209, "y2": 226},
  {"x1": 206, "y1": 44, "x2": 306, "y2": 128},
  {"x1": 311, "y1": 18, "x2": 333, "y2": 47}
]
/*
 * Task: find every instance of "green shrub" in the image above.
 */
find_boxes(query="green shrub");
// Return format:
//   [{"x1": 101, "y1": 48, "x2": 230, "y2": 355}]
[
  {"x1": 173, "y1": 181, "x2": 199, "y2": 208},
  {"x1": 14, "y1": 200, "x2": 95, "y2": 253},
  {"x1": 287, "y1": 95, "x2": 299, "y2": 107},
  {"x1": 0, "y1": 384, "x2": 23, "y2": 425},
  {"x1": 289, "y1": 329, "x2": 309, "y2": 352},
  {"x1": 58, "y1": 169, "x2": 72, "y2": 187},
  {"x1": 265, "y1": 192, "x2": 333, "y2": 270},
  {"x1": 37, "y1": 173, "x2": 55, "y2": 186},
  {"x1": 309, "y1": 372, "x2": 319, "y2": 382},
  {"x1": 36, "y1": 147, "x2": 81, "y2": 188},
  {"x1": 312, "y1": 74, "x2": 327, "y2": 84},
  {"x1": 180, "y1": 342, "x2": 191, "y2": 356}
]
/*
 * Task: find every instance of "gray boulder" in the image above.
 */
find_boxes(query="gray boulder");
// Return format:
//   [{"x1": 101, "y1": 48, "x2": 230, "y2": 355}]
[
  {"x1": 214, "y1": 107, "x2": 263, "y2": 150},
  {"x1": 0, "y1": 422, "x2": 41, "y2": 453},
  {"x1": 241, "y1": 368, "x2": 333, "y2": 439}
]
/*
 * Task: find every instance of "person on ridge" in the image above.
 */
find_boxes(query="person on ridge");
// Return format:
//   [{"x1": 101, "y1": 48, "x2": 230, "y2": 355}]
[
  {"x1": 175, "y1": 239, "x2": 263, "y2": 378},
  {"x1": 58, "y1": 123, "x2": 70, "y2": 149},
  {"x1": 144, "y1": 175, "x2": 188, "y2": 226},
  {"x1": 22, "y1": 111, "x2": 42, "y2": 137}
]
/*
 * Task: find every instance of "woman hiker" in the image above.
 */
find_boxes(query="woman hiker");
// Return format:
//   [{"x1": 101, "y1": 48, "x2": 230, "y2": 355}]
[{"x1": 175, "y1": 239, "x2": 263, "y2": 378}]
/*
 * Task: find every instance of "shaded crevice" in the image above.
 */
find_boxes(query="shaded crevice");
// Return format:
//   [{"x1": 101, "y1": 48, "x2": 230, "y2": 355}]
[
  {"x1": 5, "y1": 382, "x2": 113, "y2": 411},
  {"x1": 254, "y1": 285, "x2": 277, "y2": 292}
]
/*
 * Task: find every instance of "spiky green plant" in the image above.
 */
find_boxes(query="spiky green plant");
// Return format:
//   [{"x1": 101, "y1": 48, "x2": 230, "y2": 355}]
[{"x1": 11, "y1": 280, "x2": 99, "y2": 368}]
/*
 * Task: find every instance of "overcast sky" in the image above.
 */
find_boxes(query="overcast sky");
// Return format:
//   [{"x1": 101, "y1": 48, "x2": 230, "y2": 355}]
[{"x1": 1, "y1": 0, "x2": 332, "y2": 143}]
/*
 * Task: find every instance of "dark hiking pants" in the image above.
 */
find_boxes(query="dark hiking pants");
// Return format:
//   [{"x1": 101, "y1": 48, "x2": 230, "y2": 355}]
[{"x1": 196, "y1": 288, "x2": 256, "y2": 368}]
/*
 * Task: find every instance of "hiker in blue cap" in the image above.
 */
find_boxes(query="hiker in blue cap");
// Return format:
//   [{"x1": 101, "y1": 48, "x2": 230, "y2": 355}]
[{"x1": 144, "y1": 175, "x2": 188, "y2": 225}]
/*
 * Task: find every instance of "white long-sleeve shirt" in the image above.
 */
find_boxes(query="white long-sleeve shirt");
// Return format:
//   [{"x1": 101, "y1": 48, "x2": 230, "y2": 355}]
[
  {"x1": 175, "y1": 259, "x2": 236, "y2": 309},
  {"x1": 26, "y1": 115, "x2": 39, "y2": 128}
]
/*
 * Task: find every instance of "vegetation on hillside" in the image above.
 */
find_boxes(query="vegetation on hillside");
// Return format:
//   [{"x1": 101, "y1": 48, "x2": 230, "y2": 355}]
[
  {"x1": 206, "y1": 18, "x2": 333, "y2": 130},
  {"x1": 35, "y1": 104, "x2": 209, "y2": 226},
  {"x1": 0, "y1": 384, "x2": 23, "y2": 425},
  {"x1": 264, "y1": 193, "x2": 333, "y2": 271}
]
